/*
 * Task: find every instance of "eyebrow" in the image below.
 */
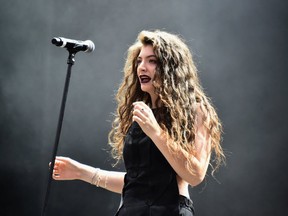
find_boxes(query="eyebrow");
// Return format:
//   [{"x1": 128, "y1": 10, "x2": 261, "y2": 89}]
[{"x1": 137, "y1": 55, "x2": 157, "y2": 59}]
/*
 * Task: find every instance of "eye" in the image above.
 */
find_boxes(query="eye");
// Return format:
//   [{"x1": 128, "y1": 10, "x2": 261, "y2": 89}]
[
  {"x1": 136, "y1": 58, "x2": 142, "y2": 65},
  {"x1": 149, "y1": 59, "x2": 157, "y2": 64}
]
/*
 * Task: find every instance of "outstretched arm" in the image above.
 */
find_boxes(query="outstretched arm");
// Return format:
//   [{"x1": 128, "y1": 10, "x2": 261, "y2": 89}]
[{"x1": 52, "y1": 157, "x2": 125, "y2": 194}]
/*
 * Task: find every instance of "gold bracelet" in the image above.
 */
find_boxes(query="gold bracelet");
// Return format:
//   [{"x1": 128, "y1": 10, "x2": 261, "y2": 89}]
[
  {"x1": 91, "y1": 168, "x2": 100, "y2": 185},
  {"x1": 104, "y1": 174, "x2": 108, "y2": 189},
  {"x1": 95, "y1": 171, "x2": 101, "y2": 187}
]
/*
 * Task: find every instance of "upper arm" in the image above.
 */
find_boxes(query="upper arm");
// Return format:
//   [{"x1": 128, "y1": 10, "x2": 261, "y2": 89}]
[{"x1": 192, "y1": 104, "x2": 212, "y2": 181}]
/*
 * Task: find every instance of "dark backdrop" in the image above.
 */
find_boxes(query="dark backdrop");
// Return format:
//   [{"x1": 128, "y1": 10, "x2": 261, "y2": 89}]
[{"x1": 0, "y1": 0, "x2": 287, "y2": 215}]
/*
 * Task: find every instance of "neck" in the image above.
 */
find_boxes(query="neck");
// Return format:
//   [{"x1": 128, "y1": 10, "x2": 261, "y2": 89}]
[{"x1": 150, "y1": 94, "x2": 159, "y2": 109}]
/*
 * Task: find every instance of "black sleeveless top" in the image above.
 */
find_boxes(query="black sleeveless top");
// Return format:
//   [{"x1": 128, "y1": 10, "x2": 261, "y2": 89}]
[{"x1": 115, "y1": 119, "x2": 180, "y2": 216}]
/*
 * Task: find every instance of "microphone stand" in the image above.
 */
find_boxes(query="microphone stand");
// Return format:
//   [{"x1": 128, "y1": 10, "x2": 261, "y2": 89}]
[{"x1": 41, "y1": 50, "x2": 77, "y2": 216}]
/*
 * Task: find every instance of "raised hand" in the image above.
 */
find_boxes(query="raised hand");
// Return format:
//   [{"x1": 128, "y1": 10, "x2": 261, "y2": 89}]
[{"x1": 132, "y1": 101, "x2": 163, "y2": 139}]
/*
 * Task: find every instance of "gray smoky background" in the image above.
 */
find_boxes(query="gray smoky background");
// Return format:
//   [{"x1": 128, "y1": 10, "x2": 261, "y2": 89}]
[{"x1": 0, "y1": 0, "x2": 287, "y2": 215}]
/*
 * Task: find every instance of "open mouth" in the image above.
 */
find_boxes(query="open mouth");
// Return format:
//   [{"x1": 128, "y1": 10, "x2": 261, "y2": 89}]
[{"x1": 139, "y1": 75, "x2": 152, "y2": 83}]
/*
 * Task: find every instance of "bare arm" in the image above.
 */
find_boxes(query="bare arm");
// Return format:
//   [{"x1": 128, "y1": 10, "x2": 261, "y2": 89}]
[
  {"x1": 133, "y1": 102, "x2": 211, "y2": 186},
  {"x1": 151, "y1": 108, "x2": 211, "y2": 186},
  {"x1": 52, "y1": 157, "x2": 125, "y2": 194}
]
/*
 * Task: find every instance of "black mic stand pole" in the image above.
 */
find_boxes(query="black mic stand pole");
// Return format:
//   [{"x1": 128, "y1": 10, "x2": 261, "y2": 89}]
[{"x1": 41, "y1": 50, "x2": 77, "y2": 216}]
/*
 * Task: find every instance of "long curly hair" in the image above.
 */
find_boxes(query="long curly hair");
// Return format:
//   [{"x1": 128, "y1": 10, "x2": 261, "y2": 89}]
[{"x1": 108, "y1": 30, "x2": 225, "y2": 175}]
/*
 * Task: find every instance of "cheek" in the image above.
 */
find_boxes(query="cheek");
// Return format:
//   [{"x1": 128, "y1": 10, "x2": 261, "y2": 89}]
[
  {"x1": 136, "y1": 67, "x2": 140, "y2": 76},
  {"x1": 151, "y1": 68, "x2": 157, "y2": 80},
  {"x1": 151, "y1": 64, "x2": 157, "y2": 71}
]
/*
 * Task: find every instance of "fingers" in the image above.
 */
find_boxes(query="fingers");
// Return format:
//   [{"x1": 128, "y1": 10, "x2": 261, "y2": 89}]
[
  {"x1": 132, "y1": 109, "x2": 146, "y2": 122},
  {"x1": 132, "y1": 101, "x2": 162, "y2": 139},
  {"x1": 133, "y1": 109, "x2": 147, "y2": 125},
  {"x1": 55, "y1": 156, "x2": 70, "y2": 162},
  {"x1": 52, "y1": 160, "x2": 63, "y2": 180},
  {"x1": 133, "y1": 101, "x2": 150, "y2": 113},
  {"x1": 49, "y1": 156, "x2": 70, "y2": 167},
  {"x1": 132, "y1": 102, "x2": 151, "y2": 121},
  {"x1": 49, "y1": 156, "x2": 67, "y2": 179},
  {"x1": 49, "y1": 158, "x2": 62, "y2": 168},
  {"x1": 132, "y1": 114, "x2": 145, "y2": 125},
  {"x1": 132, "y1": 102, "x2": 158, "y2": 131},
  {"x1": 52, "y1": 173, "x2": 61, "y2": 180},
  {"x1": 48, "y1": 156, "x2": 77, "y2": 181}
]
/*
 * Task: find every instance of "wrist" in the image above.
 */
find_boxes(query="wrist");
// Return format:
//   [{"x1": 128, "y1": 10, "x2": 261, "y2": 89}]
[
  {"x1": 78, "y1": 163, "x2": 96, "y2": 183},
  {"x1": 151, "y1": 128, "x2": 166, "y2": 146}
]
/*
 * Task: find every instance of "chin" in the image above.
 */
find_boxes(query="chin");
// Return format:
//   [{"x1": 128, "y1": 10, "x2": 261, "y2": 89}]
[{"x1": 140, "y1": 86, "x2": 152, "y2": 94}]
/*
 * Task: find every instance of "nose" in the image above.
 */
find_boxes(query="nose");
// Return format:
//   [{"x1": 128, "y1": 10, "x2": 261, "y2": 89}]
[{"x1": 138, "y1": 60, "x2": 146, "y2": 72}]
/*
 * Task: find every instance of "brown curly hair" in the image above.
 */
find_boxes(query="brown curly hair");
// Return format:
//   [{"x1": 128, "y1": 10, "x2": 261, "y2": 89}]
[{"x1": 108, "y1": 30, "x2": 225, "y2": 175}]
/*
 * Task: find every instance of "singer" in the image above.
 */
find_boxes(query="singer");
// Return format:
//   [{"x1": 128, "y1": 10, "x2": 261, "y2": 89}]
[{"x1": 51, "y1": 30, "x2": 225, "y2": 216}]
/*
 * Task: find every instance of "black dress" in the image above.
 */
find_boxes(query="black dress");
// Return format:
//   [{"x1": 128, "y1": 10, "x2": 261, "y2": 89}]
[{"x1": 115, "y1": 120, "x2": 194, "y2": 216}]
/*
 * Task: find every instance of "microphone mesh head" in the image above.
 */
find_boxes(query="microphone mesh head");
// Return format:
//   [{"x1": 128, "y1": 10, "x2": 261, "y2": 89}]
[{"x1": 85, "y1": 40, "x2": 95, "y2": 53}]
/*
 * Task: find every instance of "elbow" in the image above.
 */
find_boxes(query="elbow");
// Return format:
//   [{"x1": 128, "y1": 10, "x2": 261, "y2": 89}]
[
  {"x1": 189, "y1": 175, "x2": 205, "y2": 187},
  {"x1": 188, "y1": 159, "x2": 210, "y2": 186},
  {"x1": 188, "y1": 169, "x2": 207, "y2": 187}
]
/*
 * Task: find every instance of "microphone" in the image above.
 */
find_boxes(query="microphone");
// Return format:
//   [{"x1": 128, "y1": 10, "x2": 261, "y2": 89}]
[{"x1": 51, "y1": 37, "x2": 95, "y2": 53}]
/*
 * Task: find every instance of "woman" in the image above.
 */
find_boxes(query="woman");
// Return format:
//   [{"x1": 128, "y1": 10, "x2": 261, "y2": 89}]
[{"x1": 52, "y1": 30, "x2": 225, "y2": 215}]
